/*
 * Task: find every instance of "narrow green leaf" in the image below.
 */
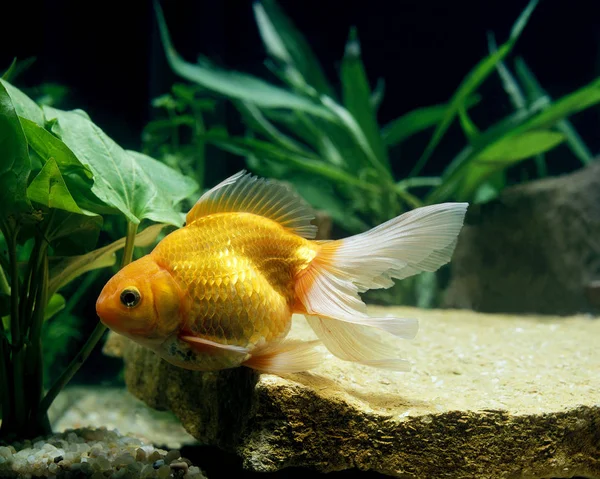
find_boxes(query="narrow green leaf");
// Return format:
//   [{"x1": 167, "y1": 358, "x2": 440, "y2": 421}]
[
  {"x1": 44, "y1": 106, "x2": 190, "y2": 227},
  {"x1": 27, "y1": 158, "x2": 83, "y2": 214},
  {"x1": 411, "y1": 0, "x2": 539, "y2": 176},
  {"x1": 320, "y1": 96, "x2": 392, "y2": 181},
  {"x1": 235, "y1": 102, "x2": 318, "y2": 157},
  {"x1": 0, "y1": 79, "x2": 44, "y2": 127},
  {"x1": 477, "y1": 130, "x2": 565, "y2": 163},
  {"x1": 0, "y1": 81, "x2": 31, "y2": 217},
  {"x1": 381, "y1": 96, "x2": 480, "y2": 147},
  {"x1": 340, "y1": 28, "x2": 389, "y2": 169},
  {"x1": 253, "y1": 0, "x2": 333, "y2": 96},
  {"x1": 457, "y1": 104, "x2": 480, "y2": 140},
  {"x1": 515, "y1": 59, "x2": 594, "y2": 165},
  {"x1": 204, "y1": 129, "x2": 378, "y2": 192},
  {"x1": 48, "y1": 223, "x2": 167, "y2": 297},
  {"x1": 154, "y1": 1, "x2": 335, "y2": 120},
  {"x1": 438, "y1": 130, "x2": 565, "y2": 203}
]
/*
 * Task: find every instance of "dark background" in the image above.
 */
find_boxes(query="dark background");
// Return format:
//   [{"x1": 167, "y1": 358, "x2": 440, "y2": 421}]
[{"x1": 1, "y1": 0, "x2": 599, "y2": 180}]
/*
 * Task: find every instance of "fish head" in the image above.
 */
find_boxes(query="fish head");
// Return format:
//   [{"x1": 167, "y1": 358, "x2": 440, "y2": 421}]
[{"x1": 96, "y1": 255, "x2": 182, "y2": 343}]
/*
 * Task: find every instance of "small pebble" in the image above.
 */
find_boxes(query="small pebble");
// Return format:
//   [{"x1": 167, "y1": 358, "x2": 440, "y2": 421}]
[
  {"x1": 158, "y1": 464, "x2": 172, "y2": 478},
  {"x1": 154, "y1": 458, "x2": 165, "y2": 469},
  {"x1": 136, "y1": 447, "x2": 147, "y2": 462},
  {"x1": 165, "y1": 449, "x2": 181, "y2": 464},
  {"x1": 171, "y1": 461, "x2": 189, "y2": 472}
]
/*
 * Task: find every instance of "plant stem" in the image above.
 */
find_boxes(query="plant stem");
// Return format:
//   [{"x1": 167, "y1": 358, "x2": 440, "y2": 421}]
[
  {"x1": 0, "y1": 264, "x2": 9, "y2": 296},
  {"x1": 38, "y1": 220, "x2": 140, "y2": 417},
  {"x1": 121, "y1": 222, "x2": 138, "y2": 268},
  {"x1": 37, "y1": 320, "x2": 107, "y2": 419},
  {"x1": 5, "y1": 224, "x2": 26, "y2": 432}
]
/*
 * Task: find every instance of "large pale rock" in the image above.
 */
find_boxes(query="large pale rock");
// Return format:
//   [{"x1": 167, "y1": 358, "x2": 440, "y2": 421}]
[
  {"x1": 443, "y1": 161, "x2": 600, "y2": 315},
  {"x1": 105, "y1": 307, "x2": 600, "y2": 478}
]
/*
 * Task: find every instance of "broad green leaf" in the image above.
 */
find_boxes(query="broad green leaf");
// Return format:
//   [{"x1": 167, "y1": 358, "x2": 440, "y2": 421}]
[
  {"x1": 381, "y1": 96, "x2": 480, "y2": 147},
  {"x1": 0, "y1": 79, "x2": 44, "y2": 126},
  {"x1": 27, "y1": 158, "x2": 83, "y2": 214},
  {"x1": 20, "y1": 117, "x2": 92, "y2": 178},
  {"x1": 411, "y1": 0, "x2": 539, "y2": 176},
  {"x1": 253, "y1": 0, "x2": 333, "y2": 97},
  {"x1": 48, "y1": 223, "x2": 167, "y2": 297},
  {"x1": 44, "y1": 294, "x2": 65, "y2": 321},
  {"x1": 0, "y1": 81, "x2": 31, "y2": 217},
  {"x1": 340, "y1": 28, "x2": 389, "y2": 170},
  {"x1": 204, "y1": 129, "x2": 378, "y2": 192},
  {"x1": 44, "y1": 106, "x2": 189, "y2": 227},
  {"x1": 49, "y1": 212, "x2": 102, "y2": 256},
  {"x1": 154, "y1": 1, "x2": 335, "y2": 120},
  {"x1": 126, "y1": 150, "x2": 199, "y2": 206}
]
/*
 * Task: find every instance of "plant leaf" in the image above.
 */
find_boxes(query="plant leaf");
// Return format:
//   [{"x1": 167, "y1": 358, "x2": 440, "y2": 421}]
[
  {"x1": 27, "y1": 158, "x2": 84, "y2": 214},
  {"x1": 411, "y1": 0, "x2": 539, "y2": 176},
  {"x1": 340, "y1": 28, "x2": 389, "y2": 170},
  {"x1": 381, "y1": 96, "x2": 480, "y2": 147},
  {"x1": 43, "y1": 106, "x2": 190, "y2": 227},
  {"x1": 44, "y1": 294, "x2": 65, "y2": 322},
  {"x1": 253, "y1": 0, "x2": 333, "y2": 97},
  {"x1": 20, "y1": 117, "x2": 92, "y2": 178},
  {"x1": 126, "y1": 150, "x2": 199, "y2": 206},
  {"x1": 154, "y1": 1, "x2": 335, "y2": 120},
  {"x1": 48, "y1": 223, "x2": 167, "y2": 297},
  {"x1": 0, "y1": 80, "x2": 31, "y2": 218},
  {"x1": 0, "y1": 79, "x2": 45, "y2": 127},
  {"x1": 204, "y1": 129, "x2": 378, "y2": 191},
  {"x1": 477, "y1": 130, "x2": 565, "y2": 163}
]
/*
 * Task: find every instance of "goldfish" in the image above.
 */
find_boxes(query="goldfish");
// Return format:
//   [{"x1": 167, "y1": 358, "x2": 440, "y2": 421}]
[{"x1": 96, "y1": 171, "x2": 467, "y2": 374}]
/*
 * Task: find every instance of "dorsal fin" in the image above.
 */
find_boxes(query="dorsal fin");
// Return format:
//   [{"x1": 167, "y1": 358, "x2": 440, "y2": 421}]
[{"x1": 186, "y1": 170, "x2": 318, "y2": 239}]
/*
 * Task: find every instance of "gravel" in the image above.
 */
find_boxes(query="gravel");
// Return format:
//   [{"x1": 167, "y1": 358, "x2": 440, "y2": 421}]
[{"x1": 0, "y1": 427, "x2": 207, "y2": 478}]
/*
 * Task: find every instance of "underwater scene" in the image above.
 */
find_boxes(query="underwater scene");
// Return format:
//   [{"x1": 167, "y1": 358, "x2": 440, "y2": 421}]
[{"x1": 1, "y1": 0, "x2": 599, "y2": 477}]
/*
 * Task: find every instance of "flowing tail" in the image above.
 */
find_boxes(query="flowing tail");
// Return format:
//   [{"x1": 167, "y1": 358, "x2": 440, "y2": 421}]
[{"x1": 295, "y1": 202, "x2": 468, "y2": 370}]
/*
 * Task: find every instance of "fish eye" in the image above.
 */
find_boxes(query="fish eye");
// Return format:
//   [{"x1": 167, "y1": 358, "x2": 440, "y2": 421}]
[{"x1": 120, "y1": 287, "x2": 141, "y2": 308}]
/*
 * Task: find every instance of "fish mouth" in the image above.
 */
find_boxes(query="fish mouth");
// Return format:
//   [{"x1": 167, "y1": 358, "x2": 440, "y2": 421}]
[{"x1": 95, "y1": 281, "x2": 120, "y2": 329}]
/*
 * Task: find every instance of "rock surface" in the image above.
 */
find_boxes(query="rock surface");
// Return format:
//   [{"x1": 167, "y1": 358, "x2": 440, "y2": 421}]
[
  {"x1": 105, "y1": 307, "x2": 600, "y2": 479},
  {"x1": 443, "y1": 161, "x2": 600, "y2": 315}
]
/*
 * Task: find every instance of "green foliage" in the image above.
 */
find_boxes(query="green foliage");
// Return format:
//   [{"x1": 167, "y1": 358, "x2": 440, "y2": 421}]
[
  {"x1": 154, "y1": 0, "x2": 598, "y2": 307},
  {"x1": 0, "y1": 78, "x2": 198, "y2": 439}
]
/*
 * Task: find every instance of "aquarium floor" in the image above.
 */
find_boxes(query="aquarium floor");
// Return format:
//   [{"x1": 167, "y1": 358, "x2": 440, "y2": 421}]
[{"x1": 109, "y1": 306, "x2": 600, "y2": 479}]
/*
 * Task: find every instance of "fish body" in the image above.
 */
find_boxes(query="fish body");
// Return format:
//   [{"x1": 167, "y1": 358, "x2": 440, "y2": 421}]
[{"x1": 96, "y1": 171, "x2": 468, "y2": 374}]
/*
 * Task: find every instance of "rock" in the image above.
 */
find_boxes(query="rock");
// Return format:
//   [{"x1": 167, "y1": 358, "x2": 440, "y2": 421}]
[
  {"x1": 108, "y1": 306, "x2": 600, "y2": 478},
  {"x1": 443, "y1": 161, "x2": 600, "y2": 315}
]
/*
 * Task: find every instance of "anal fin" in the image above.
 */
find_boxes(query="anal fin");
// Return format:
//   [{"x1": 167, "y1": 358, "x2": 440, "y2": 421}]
[{"x1": 243, "y1": 340, "x2": 324, "y2": 374}]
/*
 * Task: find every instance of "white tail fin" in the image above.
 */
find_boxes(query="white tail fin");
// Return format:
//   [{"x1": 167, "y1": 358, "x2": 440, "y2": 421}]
[{"x1": 295, "y1": 202, "x2": 468, "y2": 370}]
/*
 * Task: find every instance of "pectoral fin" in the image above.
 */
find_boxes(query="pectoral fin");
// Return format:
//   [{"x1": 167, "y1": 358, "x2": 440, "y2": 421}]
[{"x1": 179, "y1": 335, "x2": 250, "y2": 356}]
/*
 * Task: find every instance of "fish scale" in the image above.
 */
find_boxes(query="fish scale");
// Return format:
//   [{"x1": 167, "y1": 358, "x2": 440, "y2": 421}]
[{"x1": 151, "y1": 212, "x2": 317, "y2": 350}]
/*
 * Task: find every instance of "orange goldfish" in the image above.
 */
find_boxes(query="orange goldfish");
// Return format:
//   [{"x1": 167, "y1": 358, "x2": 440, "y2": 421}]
[{"x1": 96, "y1": 171, "x2": 467, "y2": 374}]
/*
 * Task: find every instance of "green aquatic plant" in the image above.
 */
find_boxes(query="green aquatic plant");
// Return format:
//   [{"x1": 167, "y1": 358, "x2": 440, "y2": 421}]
[
  {"x1": 142, "y1": 83, "x2": 218, "y2": 207},
  {"x1": 153, "y1": 0, "x2": 599, "y2": 306},
  {"x1": 0, "y1": 74, "x2": 198, "y2": 440}
]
